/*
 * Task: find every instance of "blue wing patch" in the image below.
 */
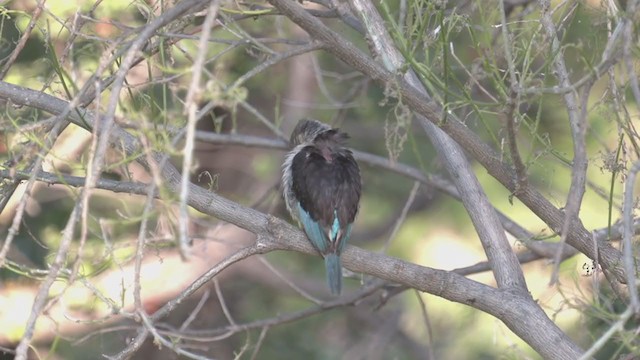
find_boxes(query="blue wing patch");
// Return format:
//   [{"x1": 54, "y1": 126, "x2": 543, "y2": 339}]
[
  {"x1": 330, "y1": 210, "x2": 340, "y2": 242},
  {"x1": 338, "y1": 223, "x2": 352, "y2": 253},
  {"x1": 297, "y1": 203, "x2": 353, "y2": 295},
  {"x1": 297, "y1": 202, "x2": 329, "y2": 253},
  {"x1": 330, "y1": 210, "x2": 352, "y2": 253}
]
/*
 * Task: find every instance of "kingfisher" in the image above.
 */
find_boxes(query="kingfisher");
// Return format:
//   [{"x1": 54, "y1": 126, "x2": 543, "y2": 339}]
[{"x1": 282, "y1": 119, "x2": 362, "y2": 295}]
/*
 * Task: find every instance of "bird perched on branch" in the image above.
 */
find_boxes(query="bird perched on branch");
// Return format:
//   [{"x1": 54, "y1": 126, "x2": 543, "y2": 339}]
[{"x1": 282, "y1": 119, "x2": 361, "y2": 295}]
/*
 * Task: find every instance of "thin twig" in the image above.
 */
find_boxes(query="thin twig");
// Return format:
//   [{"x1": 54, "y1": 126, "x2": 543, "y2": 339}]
[
  {"x1": 414, "y1": 291, "x2": 435, "y2": 360},
  {"x1": 179, "y1": 289, "x2": 211, "y2": 332},
  {"x1": 249, "y1": 326, "x2": 269, "y2": 360},
  {"x1": 538, "y1": 0, "x2": 589, "y2": 285},
  {"x1": 181, "y1": 1, "x2": 221, "y2": 259},
  {"x1": 14, "y1": 204, "x2": 81, "y2": 360},
  {"x1": 139, "y1": 310, "x2": 211, "y2": 360},
  {"x1": 110, "y1": 243, "x2": 265, "y2": 359},
  {"x1": 622, "y1": 0, "x2": 640, "y2": 110},
  {"x1": 179, "y1": 279, "x2": 386, "y2": 339},
  {"x1": 577, "y1": 306, "x2": 635, "y2": 360},
  {"x1": 257, "y1": 256, "x2": 323, "y2": 304},
  {"x1": 132, "y1": 183, "x2": 157, "y2": 314},
  {"x1": 0, "y1": 0, "x2": 47, "y2": 79},
  {"x1": 229, "y1": 42, "x2": 322, "y2": 91},
  {"x1": 214, "y1": 278, "x2": 236, "y2": 326},
  {"x1": 622, "y1": 160, "x2": 640, "y2": 312},
  {"x1": 381, "y1": 181, "x2": 420, "y2": 253}
]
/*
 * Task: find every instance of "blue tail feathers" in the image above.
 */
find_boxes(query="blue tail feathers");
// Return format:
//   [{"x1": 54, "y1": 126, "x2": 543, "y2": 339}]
[{"x1": 324, "y1": 253, "x2": 342, "y2": 295}]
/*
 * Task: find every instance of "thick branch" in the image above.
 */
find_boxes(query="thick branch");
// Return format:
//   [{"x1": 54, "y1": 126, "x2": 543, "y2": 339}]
[
  {"x1": 349, "y1": 0, "x2": 527, "y2": 290},
  {"x1": 0, "y1": 81, "x2": 583, "y2": 359},
  {"x1": 262, "y1": 0, "x2": 624, "y2": 284}
]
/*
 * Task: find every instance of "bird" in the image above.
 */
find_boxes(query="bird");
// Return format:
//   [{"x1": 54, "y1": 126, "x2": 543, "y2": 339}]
[{"x1": 282, "y1": 119, "x2": 361, "y2": 295}]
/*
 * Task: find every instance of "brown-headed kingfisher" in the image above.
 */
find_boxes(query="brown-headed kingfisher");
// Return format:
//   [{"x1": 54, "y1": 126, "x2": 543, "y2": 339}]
[{"x1": 282, "y1": 119, "x2": 361, "y2": 295}]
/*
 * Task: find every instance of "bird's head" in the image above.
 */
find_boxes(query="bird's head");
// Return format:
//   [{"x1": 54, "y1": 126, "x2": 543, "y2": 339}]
[
  {"x1": 289, "y1": 119, "x2": 350, "y2": 153},
  {"x1": 289, "y1": 119, "x2": 332, "y2": 147}
]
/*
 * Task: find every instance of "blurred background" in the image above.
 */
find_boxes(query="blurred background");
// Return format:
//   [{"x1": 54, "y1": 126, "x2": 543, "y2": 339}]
[{"x1": 0, "y1": 0, "x2": 637, "y2": 359}]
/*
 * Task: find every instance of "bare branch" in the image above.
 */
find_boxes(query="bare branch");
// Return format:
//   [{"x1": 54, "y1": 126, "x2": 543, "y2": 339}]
[
  {"x1": 0, "y1": 78, "x2": 583, "y2": 358},
  {"x1": 622, "y1": 160, "x2": 640, "y2": 312},
  {"x1": 577, "y1": 305, "x2": 635, "y2": 360},
  {"x1": 262, "y1": 0, "x2": 626, "y2": 285},
  {"x1": 181, "y1": 1, "x2": 221, "y2": 259},
  {"x1": 537, "y1": 0, "x2": 589, "y2": 285}
]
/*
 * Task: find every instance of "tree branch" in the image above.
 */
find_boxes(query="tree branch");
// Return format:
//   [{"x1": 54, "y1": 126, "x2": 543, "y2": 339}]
[
  {"x1": 0, "y1": 79, "x2": 583, "y2": 358},
  {"x1": 262, "y1": 0, "x2": 625, "y2": 285},
  {"x1": 537, "y1": 0, "x2": 589, "y2": 285}
]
